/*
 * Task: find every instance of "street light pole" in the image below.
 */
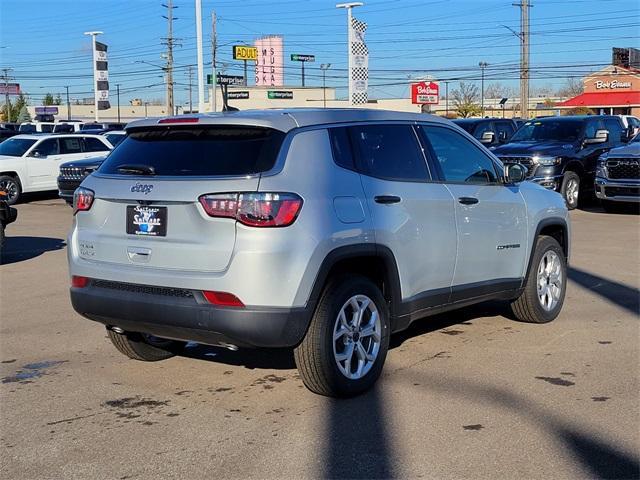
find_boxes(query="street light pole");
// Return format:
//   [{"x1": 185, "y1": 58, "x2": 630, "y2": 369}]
[
  {"x1": 195, "y1": 0, "x2": 205, "y2": 113},
  {"x1": 444, "y1": 81, "x2": 449, "y2": 117},
  {"x1": 65, "y1": 85, "x2": 71, "y2": 121},
  {"x1": 116, "y1": 84, "x2": 121, "y2": 122},
  {"x1": 336, "y1": 2, "x2": 363, "y2": 106},
  {"x1": 144, "y1": 102, "x2": 148, "y2": 118},
  {"x1": 479, "y1": 61, "x2": 488, "y2": 117},
  {"x1": 84, "y1": 31, "x2": 103, "y2": 123},
  {"x1": 320, "y1": 63, "x2": 331, "y2": 108}
]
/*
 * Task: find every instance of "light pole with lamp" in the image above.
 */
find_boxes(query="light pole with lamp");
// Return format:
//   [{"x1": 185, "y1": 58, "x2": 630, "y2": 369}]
[
  {"x1": 479, "y1": 61, "x2": 488, "y2": 117},
  {"x1": 320, "y1": 63, "x2": 331, "y2": 108},
  {"x1": 84, "y1": 31, "x2": 103, "y2": 122},
  {"x1": 336, "y1": 2, "x2": 363, "y2": 105}
]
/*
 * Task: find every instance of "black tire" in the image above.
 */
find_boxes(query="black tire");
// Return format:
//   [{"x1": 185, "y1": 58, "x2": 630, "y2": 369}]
[
  {"x1": 511, "y1": 235, "x2": 567, "y2": 324},
  {"x1": 294, "y1": 275, "x2": 390, "y2": 397},
  {"x1": 0, "y1": 175, "x2": 21, "y2": 205},
  {"x1": 560, "y1": 171, "x2": 580, "y2": 210},
  {"x1": 107, "y1": 329, "x2": 183, "y2": 361}
]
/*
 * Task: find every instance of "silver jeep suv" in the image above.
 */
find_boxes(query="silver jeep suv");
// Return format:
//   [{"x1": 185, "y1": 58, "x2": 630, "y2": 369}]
[{"x1": 68, "y1": 109, "x2": 570, "y2": 397}]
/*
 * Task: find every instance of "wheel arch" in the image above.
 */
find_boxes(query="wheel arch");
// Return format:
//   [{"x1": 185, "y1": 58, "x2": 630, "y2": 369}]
[
  {"x1": 522, "y1": 217, "x2": 569, "y2": 287},
  {"x1": 562, "y1": 161, "x2": 585, "y2": 177}
]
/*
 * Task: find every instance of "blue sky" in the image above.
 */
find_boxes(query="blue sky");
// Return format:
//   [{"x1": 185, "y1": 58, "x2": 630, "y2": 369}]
[{"x1": 0, "y1": 0, "x2": 638, "y2": 106}]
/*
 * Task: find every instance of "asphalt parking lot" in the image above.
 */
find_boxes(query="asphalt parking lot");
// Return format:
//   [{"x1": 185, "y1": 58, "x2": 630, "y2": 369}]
[{"x1": 1, "y1": 196, "x2": 638, "y2": 480}]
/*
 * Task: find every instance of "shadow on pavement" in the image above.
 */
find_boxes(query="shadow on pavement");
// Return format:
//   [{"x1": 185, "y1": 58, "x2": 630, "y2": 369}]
[
  {"x1": 178, "y1": 343, "x2": 296, "y2": 370},
  {"x1": 569, "y1": 267, "x2": 639, "y2": 316},
  {"x1": 392, "y1": 371, "x2": 639, "y2": 480},
  {"x1": 0, "y1": 236, "x2": 66, "y2": 265}
]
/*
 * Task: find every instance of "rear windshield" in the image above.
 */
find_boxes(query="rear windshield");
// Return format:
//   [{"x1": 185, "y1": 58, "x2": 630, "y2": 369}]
[{"x1": 98, "y1": 126, "x2": 285, "y2": 176}]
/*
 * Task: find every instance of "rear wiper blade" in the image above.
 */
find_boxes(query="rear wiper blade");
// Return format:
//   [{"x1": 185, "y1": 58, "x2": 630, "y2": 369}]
[{"x1": 116, "y1": 164, "x2": 156, "y2": 175}]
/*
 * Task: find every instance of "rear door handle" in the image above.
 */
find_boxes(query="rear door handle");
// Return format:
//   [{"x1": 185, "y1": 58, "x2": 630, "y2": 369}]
[
  {"x1": 458, "y1": 197, "x2": 479, "y2": 205},
  {"x1": 374, "y1": 195, "x2": 401, "y2": 204}
]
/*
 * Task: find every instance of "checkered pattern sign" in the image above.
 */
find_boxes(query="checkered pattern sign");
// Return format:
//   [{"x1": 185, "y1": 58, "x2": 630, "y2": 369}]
[
  {"x1": 93, "y1": 41, "x2": 110, "y2": 110},
  {"x1": 349, "y1": 16, "x2": 368, "y2": 105}
]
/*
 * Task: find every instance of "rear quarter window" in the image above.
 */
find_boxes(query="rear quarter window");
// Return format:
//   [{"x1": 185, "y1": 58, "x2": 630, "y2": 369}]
[{"x1": 98, "y1": 126, "x2": 285, "y2": 176}]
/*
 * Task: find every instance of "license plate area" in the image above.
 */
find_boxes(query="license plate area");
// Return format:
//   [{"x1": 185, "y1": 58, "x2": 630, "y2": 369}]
[{"x1": 126, "y1": 205, "x2": 167, "y2": 237}]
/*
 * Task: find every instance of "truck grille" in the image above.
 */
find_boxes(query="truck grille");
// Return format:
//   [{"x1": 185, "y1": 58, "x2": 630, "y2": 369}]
[
  {"x1": 92, "y1": 280, "x2": 194, "y2": 298},
  {"x1": 59, "y1": 167, "x2": 88, "y2": 181},
  {"x1": 606, "y1": 158, "x2": 639, "y2": 179},
  {"x1": 497, "y1": 156, "x2": 535, "y2": 178},
  {"x1": 604, "y1": 186, "x2": 639, "y2": 197}
]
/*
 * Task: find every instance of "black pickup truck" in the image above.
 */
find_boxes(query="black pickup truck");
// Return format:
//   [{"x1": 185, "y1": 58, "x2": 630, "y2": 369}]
[
  {"x1": 452, "y1": 118, "x2": 519, "y2": 148},
  {"x1": 492, "y1": 115, "x2": 629, "y2": 209}
]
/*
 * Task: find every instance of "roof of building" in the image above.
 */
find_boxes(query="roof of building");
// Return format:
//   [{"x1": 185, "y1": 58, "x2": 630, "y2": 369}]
[
  {"x1": 125, "y1": 108, "x2": 451, "y2": 132},
  {"x1": 558, "y1": 91, "x2": 640, "y2": 108}
]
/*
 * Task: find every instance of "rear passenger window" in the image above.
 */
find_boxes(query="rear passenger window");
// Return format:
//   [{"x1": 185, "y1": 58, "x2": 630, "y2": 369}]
[
  {"x1": 349, "y1": 124, "x2": 429, "y2": 182},
  {"x1": 60, "y1": 137, "x2": 82, "y2": 154},
  {"x1": 329, "y1": 127, "x2": 355, "y2": 171},
  {"x1": 83, "y1": 137, "x2": 110, "y2": 152},
  {"x1": 423, "y1": 126, "x2": 499, "y2": 184}
]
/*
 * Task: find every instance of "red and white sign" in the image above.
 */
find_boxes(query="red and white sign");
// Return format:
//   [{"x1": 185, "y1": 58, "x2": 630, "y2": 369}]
[
  {"x1": 0, "y1": 83, "x2": 20, "y2": 95},
  {"x1": 411, "y1": 81, "x2": 439, "y2": 104}
]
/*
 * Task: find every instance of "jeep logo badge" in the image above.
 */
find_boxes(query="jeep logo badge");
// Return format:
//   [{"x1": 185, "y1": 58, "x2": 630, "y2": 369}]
[{"x1": 130, "y1": 183, "x2": 154, "y2": 195}]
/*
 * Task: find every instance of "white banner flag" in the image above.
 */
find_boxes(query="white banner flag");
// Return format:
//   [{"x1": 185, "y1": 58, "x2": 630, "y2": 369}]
[
  {"x1": 94, "y1": 41, "x2": 110, "y2": 110},
  {"x1": 349, "y1": 16, "x2": 368, "y2": 105}
]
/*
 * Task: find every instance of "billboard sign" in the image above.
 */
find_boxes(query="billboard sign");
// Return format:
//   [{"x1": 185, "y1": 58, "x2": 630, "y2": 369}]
[
  {"x1": 233, "y1": 45, "x2": 258, "y2": 61},
  {"x1": 215, "y1": 74, "x2": 245, "y2": 86},
  {"x1": 0, "y1": 83, "x2": 20, "y2": 95},
  {"x1": 291, "y1": 54, "x2": 315, "y2": 62},
  {"x1": 411, "y1": 81, "x2": 439, "y2": 104},
  {"x1": 267, "y1": 90, "x2": 293, "y2": 100},
  {"x1": 93, "y1": 40, "x2": 110, "y2": 110},
  {"x1": 255, "y1": 36, "x2": 283, "y2": 87},
  {"x1": 228, "y1": 91, "x2": 249, "y2": 99},
  {"x1": 35, "y1": 106, "x2": 59, "y2": 115}
]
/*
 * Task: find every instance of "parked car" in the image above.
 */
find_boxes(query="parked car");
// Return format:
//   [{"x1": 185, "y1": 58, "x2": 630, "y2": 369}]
[
  {"x1": 18, "y1": 122, "x2": 55, "y2": 133},
  {"x1": 53, "y1": 121, "x2": 84, "y2": 133},
  {"x1": 0, "y1": 133, "x2": 112, "y2": 204},
  {"x1": 0, "y1": 188, "x2": 17, "y2": 250},
  {"x1": 102, "y1": 130, "x2": 127, "y2": 147},
  {"x1": 493, "y1": 115, "x2": 628, "y2": 209},
  {"x1": 68, "y1": 109, "x2": 570, "y2": 397},
  {"x1": 452, "y1": 118, "x2": 519, "y2": 148},
  {"x1": 0, "y1": 123, "x2": 19, "y2": 131},
  {"x1": 0, "y1": 128, "x2": 19, "y2": 143},
  {"x1": 595, "y1": 132, "x2": 639, "y2": 211},
  {"x1": 81, "y1": 122, "x2": 126, "y2": 132},
  {"x1": 58, "y1": 156, "x2": 107, "y2": 204}
]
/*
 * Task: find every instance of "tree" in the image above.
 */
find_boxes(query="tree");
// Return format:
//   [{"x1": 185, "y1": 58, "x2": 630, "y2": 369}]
[
  {"x1": 452, "y1": 82, "x2": 481, "y2": 118},
  {"x1": 0, "y1": 94, "x2": 28, "y2": 122},
  {"x1": 484, "y1": 82, "x2": 515, "y2": 100},
  {"x1": 557, "y1": 78, "x2": 583, "y2": 98},
  {"x1": 43, "y1": 93, "x2": 55, "y2": 105},
  {"x1": 54, "y1": 94, "x2": 62, "y2": 105},
  {"x1": 16, "y1": 105, "x2": 31, "y2": 123},
  {"x1": 562, "y1": 107, "x2": 594, "y2": 116}
]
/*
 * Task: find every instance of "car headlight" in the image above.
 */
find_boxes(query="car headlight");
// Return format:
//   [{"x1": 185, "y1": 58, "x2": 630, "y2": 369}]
[
  {"x1": 597, "y1": 153, "x2": 608, "y2": 166},
  {"x1": 532, "y1": 155, "x2": 561, "y2": 166}
]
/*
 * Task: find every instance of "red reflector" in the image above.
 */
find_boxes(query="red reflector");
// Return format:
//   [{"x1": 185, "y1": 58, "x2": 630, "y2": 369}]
[
  {"x1": 72, "y1": 276, "x2": 89, "y2": 288},
  {"x1": 203, "y1": 291, "x2": 245, "y2": 307},
  {"x1": 158, "y1": 117, "x2": 199, "y2": 124}
]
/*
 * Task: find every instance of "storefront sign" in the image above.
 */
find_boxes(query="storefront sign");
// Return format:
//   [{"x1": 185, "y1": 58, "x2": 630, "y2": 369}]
[
  {"x1": 267, "y1": 90, "x2": 293, "y2": 100},
  {"x1": 255, "y1": 36, "x2": 284, "y2": 87},
  {"x1": 595, "y1": 80, "x2": 632, "y2": 90},
  {"x1": 291, "y1": 54, "x2": 315, "y2": 62},
  {"x1": 228, "y1": 91, "x2": 249, "y2": 99},
  {"x1": 233, "y1": 46, "x2": 258, "y2": 61},
  {"x1": 0, "y1": 83, "x2": 20, "y2": 95},
  {"x1": 411, "y1": 81, "x2": 439, "y2": 104}
]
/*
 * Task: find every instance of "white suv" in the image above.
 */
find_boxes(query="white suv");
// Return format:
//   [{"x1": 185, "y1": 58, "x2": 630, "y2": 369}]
[{"x1": 0, "y1": 134, "x2": 112, "y2": 204}]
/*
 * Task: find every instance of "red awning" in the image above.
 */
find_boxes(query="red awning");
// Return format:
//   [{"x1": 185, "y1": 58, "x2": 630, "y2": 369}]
[{"x1": 559, "y1": 91, "x2": 640, "y2": 107}]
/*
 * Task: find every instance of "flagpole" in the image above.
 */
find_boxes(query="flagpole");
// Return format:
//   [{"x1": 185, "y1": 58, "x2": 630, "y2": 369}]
[{"x1": 336, "y1": 3, "x2": 363, "y2": 106}]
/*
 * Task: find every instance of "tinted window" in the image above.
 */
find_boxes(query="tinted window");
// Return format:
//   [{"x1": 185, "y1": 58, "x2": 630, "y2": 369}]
[
  {"x1": 99, "y1": 126, "x2": 285, "y2": 176},
  {"x1": 40, "y1": 124, "x2": 54, "y2": 133},
  {"x1": 472, "y1": 122, "x2": 493, "y2": 140},
  {"x1": 59, "y1": 137, "x2": 82, "y2": 154},
  {"x1": 452, "y1": 120, "x2": 476, "y2": 134},
  {"x1": 34, "y1": 138, "x2": 60, "y2": 156},
  {"x1": 0, "y1": 138, "x2": 37, "y2": 156},
  {"x1": 423, "y1": 126, "x2": 498, "y2": 184},
  {"x1": 83, "y1": 137, "x2": 110, "y2": 152},
  {"x1": 583, "y1": 121, "x2": 598, "y2": 139},
  {"x1": 495, "y1": 121, "x2": 515, "y2": 142},
  {"x1": 329, "y1": 127, "x2": 355, "y2": 170},
  {"x1": 511, "y1": 120, "x2": 583, "y2": 142},
  {"x1": 105, "y1": 133, "x2": 126, "y2": 147},
  {"x1": 19, "y1": 124, "x2": 36, "y2": 133},
  {"x1": 349, "y1": 124, "x2": 429, "y2": 182},
  {"x1": 81, "y1": 123, "x2": 101, "y2": 131},
  {"x1": 603, "y1": 118, "x2": 623, "y2": 143}
]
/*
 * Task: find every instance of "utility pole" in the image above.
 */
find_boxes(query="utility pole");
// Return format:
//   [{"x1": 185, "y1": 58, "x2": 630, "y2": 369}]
[
  {"x1": 195, "y1": 0, "x2": 205, "y2": 113},
  {"x1": 320, "y1": 63, "x2": 331, "y2": 108},
  {"x1": 187, "y1": 65, "x2": 193, "y2": 113},
  {"x1": 65, "y1": 85, "x2": 71, "y2": 120},
  {"x1": 513, "y1": 0, "x2": 531, "y2": 118},
  {"x1": 444, "y1": 80, "x2": 449, "y2": 117},
  {"x1": 116, "y1": 83, "x2": 121, "y2": 122},
  {"x1": 336, "y1": 2, "x2": 364, "y2": 106},
  {"x1": 1, "y1": 68, "x2": 13, "y2": 122},
  {"x1": 211, "y1": 11, "x2": 217, "y2": 112},
  {"x1": 162, "y1": 0, "x2": 179, "y2": 115},
  {"x1": 479, "y1": 61, "x2": 488, "y2": 117}
]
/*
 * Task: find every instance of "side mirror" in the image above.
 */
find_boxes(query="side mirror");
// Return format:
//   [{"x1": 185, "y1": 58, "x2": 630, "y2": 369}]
[
  {"x1": 30, "y1": 150, "x2": 44, "y2": 158},
  {"x1": 504, "y1": 163, "x2": 527, "y2": 184},
  {"x1": 498, "y1": 131, "x2": 508, "y2": 143},
  {"x1": 584, "y1": 129, "x2": 608, "y2": 145},
  {"x1": 480, "y1": 131, "x2": 495, "y2": 144}
]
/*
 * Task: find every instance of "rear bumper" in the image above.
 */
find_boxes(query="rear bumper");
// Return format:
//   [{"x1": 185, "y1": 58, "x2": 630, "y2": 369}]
[
  {"x1": 0, "y1": 203, "x2": 17, "y2": 225},
  {"x1": 595, "y1": 178, "x2": 640, "y2": 203},
  {"x1": 70, "y1": 281, "x2": 313, "y2": 348}
]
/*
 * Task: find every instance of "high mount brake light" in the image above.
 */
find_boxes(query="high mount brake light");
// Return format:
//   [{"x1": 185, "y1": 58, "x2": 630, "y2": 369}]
[
  {"x1": 73, "y1": 187, "x2": 94, "y2": 214},
  {"x1": 199, "y1": 193, "x2": 303, "y2": 227},
  {"x1": 158, "y1": 117, "x2": 199, "y2": 124}
]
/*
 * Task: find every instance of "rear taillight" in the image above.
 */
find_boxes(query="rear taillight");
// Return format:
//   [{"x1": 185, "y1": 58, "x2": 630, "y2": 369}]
[
  {"x1": 202, "y1": 291, "x2": 245, "y2": 307},
  {"x1": 73, "y1": 187, "x2": 94, "y2": 214},
  {"x1": 199, "y1": 192, "x2": 303, "y2": 227},
  {"x1": 71, "y1": 276, "x2": 89, "y2": 288}
]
